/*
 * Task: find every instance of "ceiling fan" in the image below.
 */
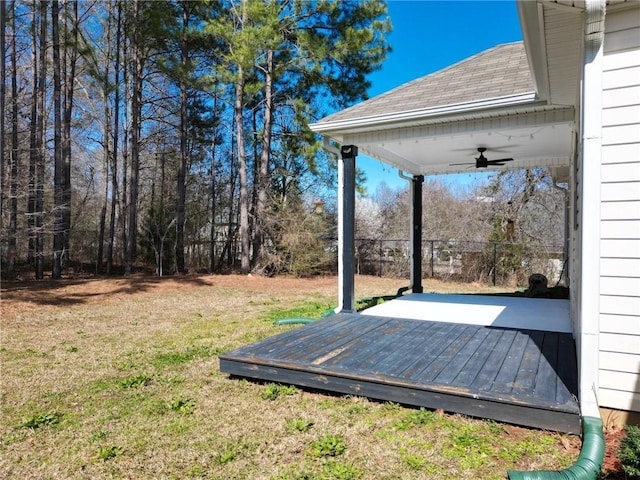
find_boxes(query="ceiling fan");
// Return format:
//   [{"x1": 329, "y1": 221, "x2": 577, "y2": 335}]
[{"x1": 450, "y1": 147, "x2": 514, "y2": 169}]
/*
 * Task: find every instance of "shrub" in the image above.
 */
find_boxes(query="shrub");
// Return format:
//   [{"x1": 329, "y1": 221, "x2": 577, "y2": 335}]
[{"x1": 619, "y1": 425, "x2": 640, "y2": 478}]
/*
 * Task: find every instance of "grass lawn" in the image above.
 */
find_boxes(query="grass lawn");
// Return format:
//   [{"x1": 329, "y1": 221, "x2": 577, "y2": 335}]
[{"x1": 1, "y1": 274, "x2": 581, "y2": 479}]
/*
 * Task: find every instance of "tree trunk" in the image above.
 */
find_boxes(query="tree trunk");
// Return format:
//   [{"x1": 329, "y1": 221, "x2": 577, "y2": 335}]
[
  {"x1": 96, "y1": 4, "x2": 112, "y2": 271},
  {"x1": 52, "y1": 0, "x2": 64, "y2": 279},
  {"x1": 252, "y1": 47, "x2": 274, "y2": 266},
  {"x1": 61, "y1": 0, "x2": 78, "y2": 260},
  {"x1": 235, "y1": 70, "x2": 250, "y2": 274},
  {"x1": 7, "y1": 0, "x2": 18, "y2": 274},
  {"x1": 0, "y1": 0, "x2": 5, "y2": 244},
  {"x1": 97, "y1": 99, "x2": 110, "y2": 270},
  {"x1": 231, "y1": 0, "x2": 249, "y2": 274},
  {"x1": 107, "y1": 1, "x2": 123, "y2": 275},
  {"x1": 209, "y1": 93, "x2": 218, "y2": 272},
  {"x1": 35, "y1": 0, "x2": 47, "y2": 280},
  {"x1": 28, "y1": 1, "x2": 38, "y2": 268},
  {"x1": 175, "y1": 5, "x2": 189, "y2": 274},
  {"x1": 219, "y1": 132, "x2": 238, "y2": 270},
  {"x1": 209, "y1": 149, "x2": 216, "y2": 272},
  {"x1": 120, "y1": 48, "x2": 128, "y2": 272},
  {"x1": 125, "y1": 0, "x2": 142, "y2": 275}
]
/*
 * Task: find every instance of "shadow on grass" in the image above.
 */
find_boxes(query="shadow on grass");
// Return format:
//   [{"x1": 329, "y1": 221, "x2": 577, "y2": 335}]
[{"x1": 1, "y1": 274, "x2": 214, "y2": 307}]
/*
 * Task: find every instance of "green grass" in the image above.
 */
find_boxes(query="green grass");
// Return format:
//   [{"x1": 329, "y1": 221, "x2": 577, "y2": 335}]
[
  {"x1": 261, "y1": 300, "x2": 336, "y2": 322},
  {"x1": 119, "y1": 374, "x2": 153, "y2": 389},
  {"x1": 0, "y1": 274, "x2": 579, "y2": 479},
  {"x1": 310, "y1": 434, "x2": 347, "y2": 458},
  {"x1": 165, "y1": 397, "x2": 196, "y2": 414},
  {"x1": 20, "y1": 412, "x2": 63, "y2": 430},
  {"x1": 394, "y1": 407, "x2": 439, "y2": 430},
  {"x1": 261, "y1": 383, "x2": 298, "y2": 400},
  {"x1": 95, "y1": 445, "x2": 123, "y2": 462},
  {"x1": 286, "y1": 417, "x2": 315, "y2": 432},
  {"x1": 151, "y1": 344, "x2": 219, "y2": 369}
]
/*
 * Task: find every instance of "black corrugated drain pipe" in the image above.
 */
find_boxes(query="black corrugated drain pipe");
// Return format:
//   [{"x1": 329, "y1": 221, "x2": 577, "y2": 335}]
[{"x1": 507, "y1": 416, "x2": 605, "y2": 480}]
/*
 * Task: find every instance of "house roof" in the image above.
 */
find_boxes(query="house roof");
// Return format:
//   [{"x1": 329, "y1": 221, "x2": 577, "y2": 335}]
[
  {"x1": 318, "y1": 42, "x2": 535, "y2": 127},
  {"x1": 310, "y1": 31, "x2": 577, "y2": 176}
]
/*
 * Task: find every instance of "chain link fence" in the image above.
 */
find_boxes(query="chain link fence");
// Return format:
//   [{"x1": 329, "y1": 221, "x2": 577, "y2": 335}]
[
  {"x1": 353, "y1": 238, "x2": 565, "y2": 287},
  {"x1": 188, "y1": 237, "x2": 564, "y2": 286}
]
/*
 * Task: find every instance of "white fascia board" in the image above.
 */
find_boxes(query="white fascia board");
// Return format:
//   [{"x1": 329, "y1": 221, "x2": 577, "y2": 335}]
[
  {"x1": 517, "y1": 1, "x2": 551, "y2": 102},
  {"x1": 309, "y1": 92, "x2": 539, "y2": 135}
]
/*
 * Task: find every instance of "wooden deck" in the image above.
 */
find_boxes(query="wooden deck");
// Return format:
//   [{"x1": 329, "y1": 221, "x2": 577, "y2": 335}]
[{"x1": 219, "y1": 312, "x2": 580, "y2": 433}]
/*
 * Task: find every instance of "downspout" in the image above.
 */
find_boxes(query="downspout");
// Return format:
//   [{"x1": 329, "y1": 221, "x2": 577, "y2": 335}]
[
  {"x1": 577, "y1": 0, "x2": 605, "y2": 423},
  {"x1": 398, "y1": 171, "x2": 416, "y2": 294},
  {"x1": 508, "y1": 1, "x2": 606, "y2": 478},
  {"x1": 550, "y1": 170, "x2": 570, "y2": 287}
]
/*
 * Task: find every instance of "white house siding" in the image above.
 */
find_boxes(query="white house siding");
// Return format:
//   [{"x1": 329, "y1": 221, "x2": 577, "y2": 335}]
[{"x1": 599, "y1": 6, "x2": 640, "y2": 413}]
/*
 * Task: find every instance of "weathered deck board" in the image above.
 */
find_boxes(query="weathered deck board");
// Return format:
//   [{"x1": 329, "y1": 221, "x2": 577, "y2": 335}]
[
  {"x1": 433, "y1": 327, "x2": 491, "y2": 385},
  {"x1": 219, "y1": 313, "x2": 580, "y2": 433},
  {"x1": 452, "y1": 328, "x2": 502, "y2": 387},
  {"x1": 471, "y1": 329, "x2": 518, "y2": 391},
  {"x1": 556, "y1": 333, "x2": 579, "y2": 406},
  {"x1": 534, "y1": 332, "x2": 559, "y2": 401},
  {"x1": 400, "y1": 322, "x2": 459, "y2": 379},
  {"x1": 490, "y1": 330, "x2": 530, "y2": 394}
]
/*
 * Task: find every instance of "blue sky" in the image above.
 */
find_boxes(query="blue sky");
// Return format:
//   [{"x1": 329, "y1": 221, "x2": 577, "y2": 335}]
[{"x1": 360, "y1": 0, "x2": 523, "y2": 195}]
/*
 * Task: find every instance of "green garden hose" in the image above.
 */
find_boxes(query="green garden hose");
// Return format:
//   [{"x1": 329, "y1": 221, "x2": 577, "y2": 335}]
[
  {"x1": 273, "y1": 307, "x2": 338, "y2": 325},
  {"x1": 273, "y1": 318, "x2": 317, "y2": 325},
  {"x1": 507, "y1": 417, "x2": 605, "y2": 480}
]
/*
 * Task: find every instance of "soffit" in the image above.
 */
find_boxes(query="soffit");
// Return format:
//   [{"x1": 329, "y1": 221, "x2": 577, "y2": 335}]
[
  {"x1": 524, "y1": 0, "x2": 632, "y2": 106},
  {"x1": 338, "y1": 106, "x2": 575, "y2": 176}
]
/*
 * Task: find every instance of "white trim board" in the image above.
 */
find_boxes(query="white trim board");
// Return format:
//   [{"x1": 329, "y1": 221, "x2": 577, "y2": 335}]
[{"x1": 362, "y1": 293, "x2": 572, "y2": 333}]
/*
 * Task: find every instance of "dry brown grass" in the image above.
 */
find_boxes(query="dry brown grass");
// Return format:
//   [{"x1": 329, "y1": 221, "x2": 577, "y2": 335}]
[{"x1": 1, "y1": 274, "x2": 579, "y2": 479}]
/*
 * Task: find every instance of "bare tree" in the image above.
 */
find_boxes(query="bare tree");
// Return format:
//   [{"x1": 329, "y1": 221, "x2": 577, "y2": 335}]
[
  {"x1": 34, "y1": 0, "x2": 47, "y2": 279},
  {"x1": 51, "y1": 0, "x2": 64, "y2": 278},
  {"x1": 145, "y1": 149, "x2": 176, "y2": 277},
  {"x1": 6, "y1": 0, "x2": 18, "y2": 274},
  {"x1": 0, "y1": 0, "x2": 5, "y2": 243},
  {"x1": 125, "y1": 0, "x2": 142, "y2": 275},
  {"x1": 107, "y1": 1, "x2": 123, "y2": 274},
  {"x1": 61, "y1": 0, "x2": 78, "y2": 259},
  {"x1": 174, "y1": 2, "x2": 189, "y2": 274}
]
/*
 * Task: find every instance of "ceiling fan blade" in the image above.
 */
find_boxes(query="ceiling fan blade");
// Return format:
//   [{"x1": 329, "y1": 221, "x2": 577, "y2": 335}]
[
  {"x1": 449, "y1": 162, "x2": 475, "y2": 166},
  {"x1": 486, "y1": 158, "x2": 514, "y2": 164}
]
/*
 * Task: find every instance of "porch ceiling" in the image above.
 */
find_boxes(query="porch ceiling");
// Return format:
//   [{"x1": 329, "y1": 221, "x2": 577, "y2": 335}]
[{"x1": 329, "y1": 108, "x2": 575, "y2": 176}]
